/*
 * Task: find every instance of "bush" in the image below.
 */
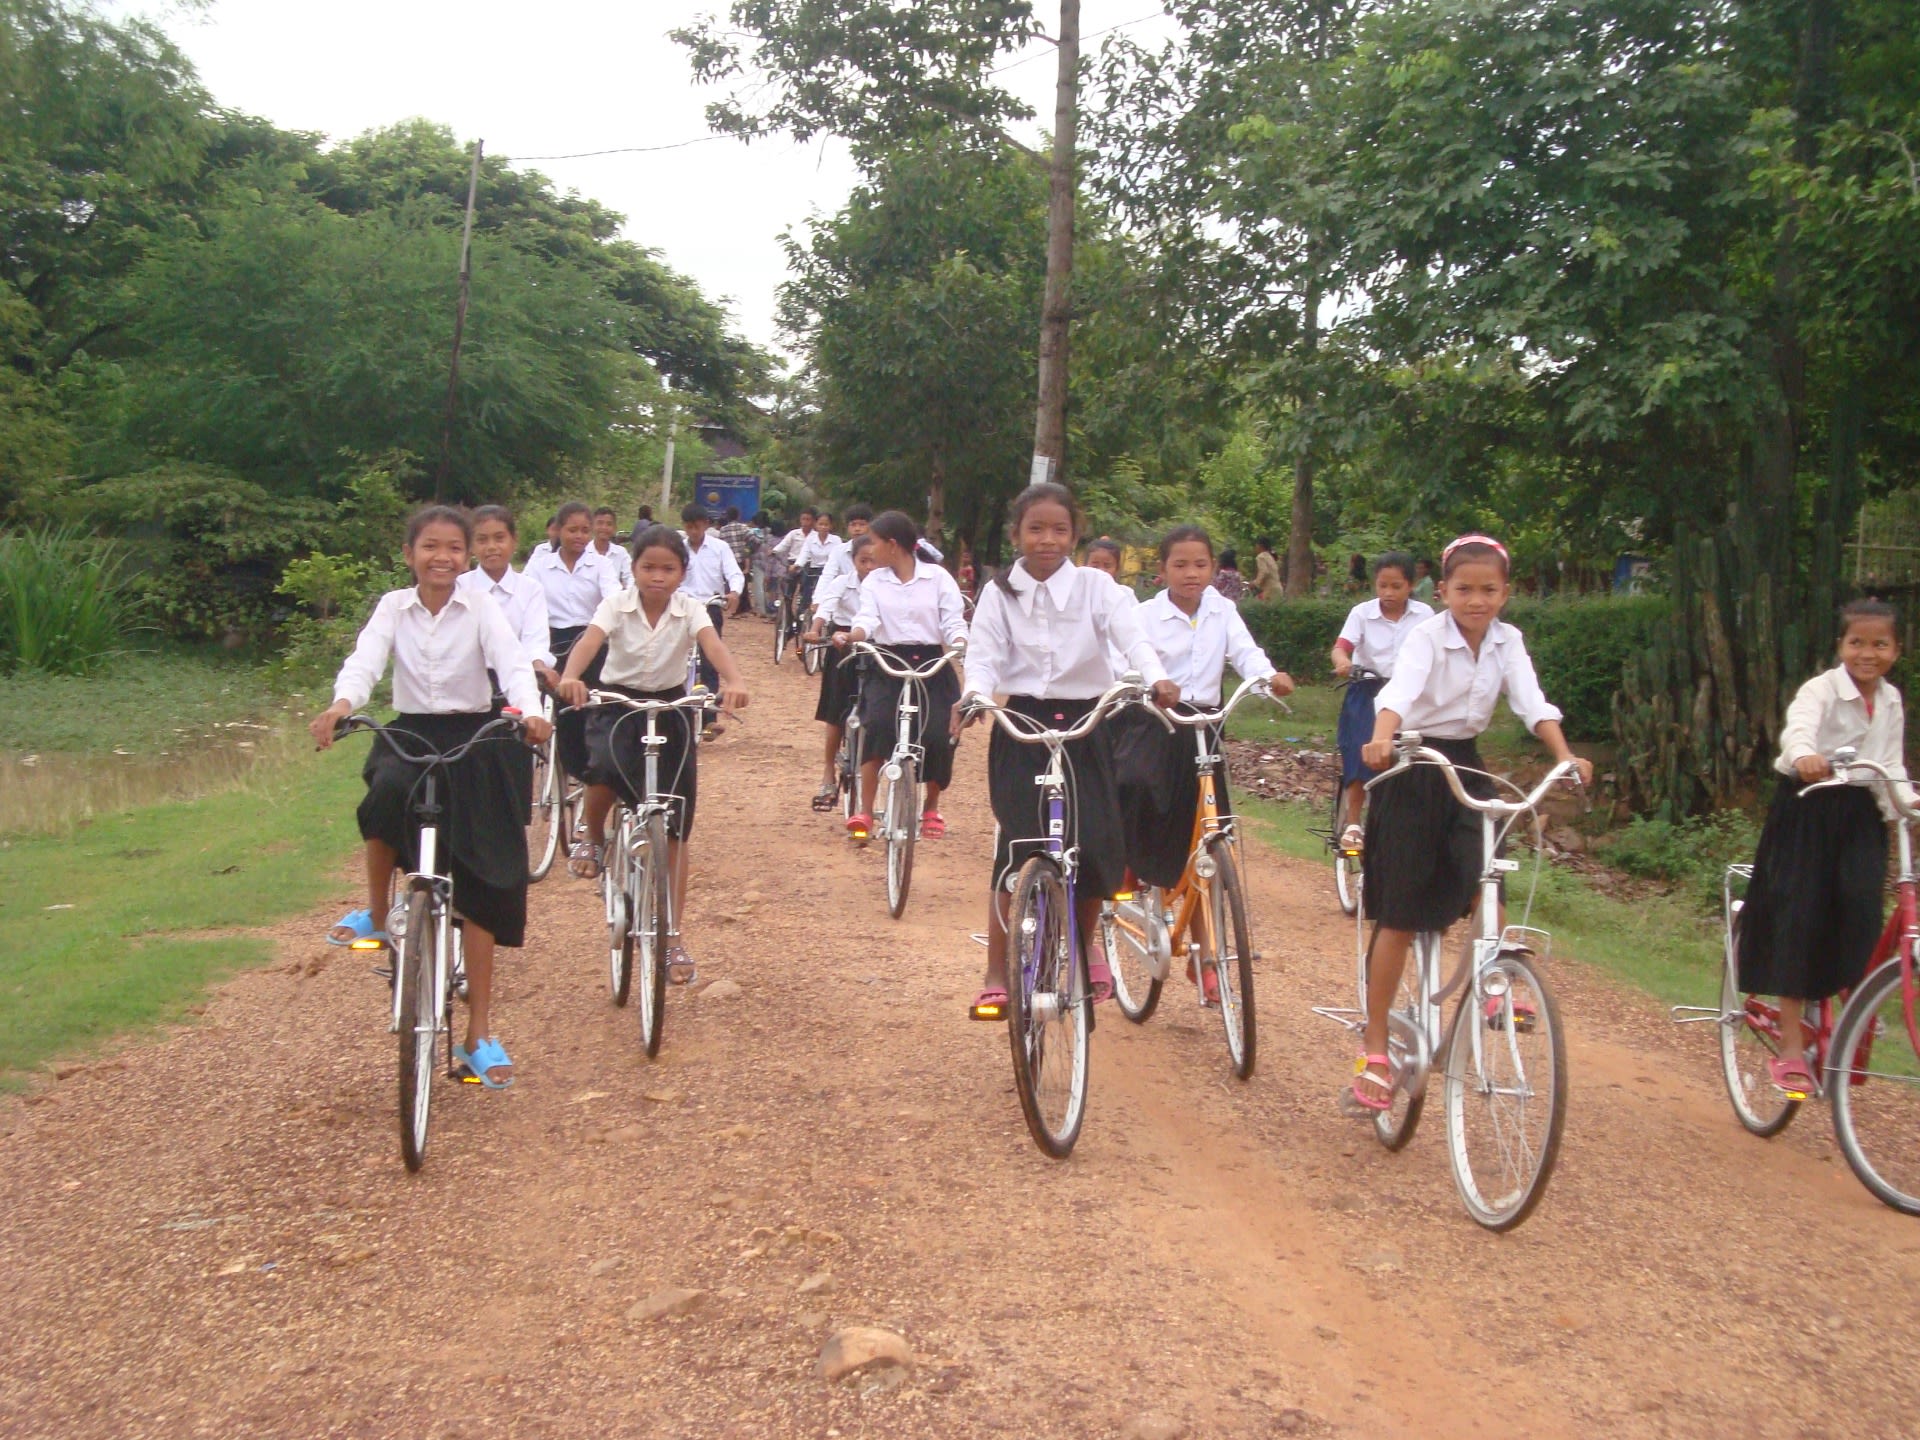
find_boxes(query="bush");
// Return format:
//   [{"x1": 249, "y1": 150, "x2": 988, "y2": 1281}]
[
  {"x1": 0, "y1": 525, "x2": 143, "y2": 675},
  {"x1": 1600, "y1": 810, "x2": 1760, "y2": 912},
  {"x1": 1240, "y1": 592, "x2": 1671, "y2": 741}
]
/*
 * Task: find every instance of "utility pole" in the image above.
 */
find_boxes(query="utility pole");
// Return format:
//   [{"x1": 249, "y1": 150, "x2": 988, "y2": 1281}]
[
  {"x1": 436, "y1": 139, "x2": 483, "y2": 502},
  {"x1": 1029, "y1": 0, "x2": 1078, "y2": 489},
  {"x1": 658, "y1": 409, "x2": 677, "y2": 516}
]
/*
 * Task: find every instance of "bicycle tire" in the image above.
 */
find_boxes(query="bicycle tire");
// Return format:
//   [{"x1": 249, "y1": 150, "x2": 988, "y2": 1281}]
[
  {"x1": 1102, "y1": 889, "x2": 1164, "y2": 1024},
  {"x1": 838, "y1": 719, "x2": 862, "y2": 821},
  {"x1": 637, "y1": 812, "x2": 671, "y2": 1058},
  {"x1": 774, "y1": 593, "x2": 790, "y2": 665},
  {"x1": 396, "y1": 888, "x2": 435, "y2": 1172},
  {"x1": 607, "y1": 813, "x2": 634, "y2": 1007},
  {"x1": 804, "y1": 638, "x2": 823, "y2": 676},
  {"x1": 1443, "y1": 951, "x2": 1567, "y2": 1231},
  {"x1": 1006, "y1": 857, "x2": 1090, "y2": 1157},
  {"x1": 885, "y1": 758, "x2": 918, "y2": 919},
  {"x1": 528, "y1": 733, "x2": 562, "y2": 882},
  {"x1": 1717, "y1": 939, "x2": 1800, "y2": 1138},
  {"x1": 1828, "y1": 961, "x2": 1920, "y2": 1215},
  {"x1": 1359, "y1": 923, "x2": 1428, "y2": 1151},
  {"x1": 1332, "y1": 784, "x2": 1360, "y2": 916},
  {"x1": 1207, "y1": 841, "x2": 1256, "y2": 1079}
]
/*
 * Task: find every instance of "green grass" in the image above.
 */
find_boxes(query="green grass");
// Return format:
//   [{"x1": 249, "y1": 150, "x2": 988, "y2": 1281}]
[
  {"x1": 0, "y1": 752, "x2": 365, "y2": 1086},
  {"x1": 0, "y1": 647, "x2": 295, "y2": 755},
  {"x1": 1235, "y1": 794, "x2": 1724, "y2": 1011},
  {"x1": 1223, "y1": 680, "x2": 1533, "y2": 762}
]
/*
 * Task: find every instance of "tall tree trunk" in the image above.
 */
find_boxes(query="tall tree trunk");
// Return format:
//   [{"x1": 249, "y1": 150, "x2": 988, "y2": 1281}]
[
  {"x1": 1031, "y1": 0, "x2": 1079, "y2": 485},
  {"x1": 1284, "y1": 276, "x2": 1321, "y2": 597}
]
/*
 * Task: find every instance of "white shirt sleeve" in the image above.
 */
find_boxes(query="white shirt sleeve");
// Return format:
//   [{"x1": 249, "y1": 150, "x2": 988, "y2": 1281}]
[
  {"x1": 938, "y1": 569, "x2": 968, "y2": 647},
  {"x1": 331, "y1": 592, "x2": 399, "y2": 711},
  {"x1": 851, "y1": 573, "x2": 880, "y2": 637},
  {"x1": 1223, "y1": 604, "x2": 1277, "y2": 685},
  {"x1": 1374, "y1": 624, "x2": 1438, "y2": 726},
  {"x1": 1499, "y1": 631, "x2": 1564, "y2": 735},
  {"x1": 476, "y1": 593, "x2": 543, "y2": 716},
  {"x1": 721, "y1": 543, "x2": 744, "y2": 595},
  {"x1": 962, "y1": 584, "x2": 1009, "y2": 701},
  {"x1": 597, "y1": 559, "x2": 621, "y2": 603},
  {"x1": 1777, "y1": 674, "x2": 1827, "y2": 768},
  {"x1": 813, "y1": 571, "x2": 849, "y2": 618},
  {"x1": 1106, "y1": 580, "x2": 1169, "y2": 689},
  {"x1": 1338, "y1": 603, "x2": 1367, "y2": 648},
  {"x1": 519, "y1": 581, "x2": 554, "y2": 669},
  {"x1": 588, "y1": 592, "x2": 622, "y2": 637}
]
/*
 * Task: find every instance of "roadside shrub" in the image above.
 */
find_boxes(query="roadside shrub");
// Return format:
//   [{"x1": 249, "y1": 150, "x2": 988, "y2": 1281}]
[
  {"x1": 0, "y1": 525, "x2": 143, "y2": 675},
  {"x1": 1600, "y1": 809, "x2": 1760, "y2": 912},
  {"x1": 275, "y1": 553, "x2": 408, "y2": 685}
]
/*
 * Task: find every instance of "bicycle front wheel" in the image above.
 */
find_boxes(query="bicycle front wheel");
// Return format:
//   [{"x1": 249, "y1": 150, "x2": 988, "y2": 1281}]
[
  {"x1": 1007, "y1": 858, "x2": 1090, "y2": 1157},
  {"x1": 1205, "y1": 841, "x2": 1256, "y2": 1079},
  {"x1": 636, "y1": 813, "x2": 671, "y2": 1058},
  {"x1": 1102, "y1": 889, "x2": 1164, "y2": 1024},
  {"x1": 1443, "y1": 952, "x2": 1567, "y2": 1231},
  {"x1": 528, "y1": 732, "x2": 562, "y2": 882},
  {"x1": 838, "y1": 720, "x2": 862, "y2": 820},
  {"x1": 607, "y1": 818, "x2": 634, "y2": 1007},
  {"x1": 885, "y1": 759, "x2": 918, "y2": 919},
  {"x1": 1828, "y1": 961, "x2": 1920, "y2": 1215},
  {"x1": 395, "y1": 889, "x2": 435, "y2": 1172},
  {"x1": 774, "y1": 595, "x2": 791, "y2": 664},
  {"x1": 803, "y1": 638, "x2": 823, "y2": 676}
]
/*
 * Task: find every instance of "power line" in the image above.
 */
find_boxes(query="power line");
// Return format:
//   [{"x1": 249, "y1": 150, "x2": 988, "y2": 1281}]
[
  {"x1": 989, "y1": 8, "x2": 1168, "y2": 75},
  {"x1": 513, "y1": 134, "x2": 733, "y2": 161}
]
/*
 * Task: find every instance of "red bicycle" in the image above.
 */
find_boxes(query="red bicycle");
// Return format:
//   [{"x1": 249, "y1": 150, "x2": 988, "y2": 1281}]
[{"x1": 1675, "y1": 746, "x2": 1920, "y2": 1215}]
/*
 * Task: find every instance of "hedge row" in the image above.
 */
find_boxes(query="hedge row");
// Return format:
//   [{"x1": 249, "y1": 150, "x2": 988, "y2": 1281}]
[{"x1": 1238, "y1": 593, "x2": 1671, "y2": 742}]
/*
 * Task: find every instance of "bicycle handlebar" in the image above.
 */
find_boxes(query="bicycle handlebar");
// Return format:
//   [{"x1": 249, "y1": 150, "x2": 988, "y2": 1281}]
[
  {"x1": 1800, "y1": 748, "x2": 1920, "y2": 819},
  {"x1": 330, "y1": 712, "x2": 529, "y2": 763},
  {"x1": 1159, "y1": 674, "x2": 1293, "y2": 727},
  {"x1": 1365, "y1": 728, "x2": 1583, "y2": 815},
  {"x1": 961, "y1": 677, "x2": 1169, "y2": 745},
  {"x1": 848, "y1": 640, "x2": 966, "y2": 681},
  {"x1": 580, "y1": 689, "x2": 718, "y2": 716}
]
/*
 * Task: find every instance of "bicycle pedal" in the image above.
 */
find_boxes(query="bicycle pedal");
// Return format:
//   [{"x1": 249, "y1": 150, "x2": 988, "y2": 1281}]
[{"x1": 369, "y1": 964, "x2": 395, "y2": 983}]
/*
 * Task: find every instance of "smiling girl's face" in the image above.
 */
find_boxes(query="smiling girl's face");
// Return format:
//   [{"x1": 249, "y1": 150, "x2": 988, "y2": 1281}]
[
  {"x1": 1840, "y1": 616, "x2": 1899, "y2": 689},
  {"x1": 405, "y1": 521, "x2": 469, "y2": 593},
  {"x1": 1016, "y1": 499, "x2": 1076, "y2": 579}
]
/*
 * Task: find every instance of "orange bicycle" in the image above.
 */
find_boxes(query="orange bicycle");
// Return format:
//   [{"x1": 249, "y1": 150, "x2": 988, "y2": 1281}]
[{"x1": 1100, "y1": 675, "x2": 1284, "y2": 1079}]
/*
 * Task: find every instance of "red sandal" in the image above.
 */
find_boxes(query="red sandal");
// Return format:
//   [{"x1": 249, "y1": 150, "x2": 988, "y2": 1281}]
[{"x1": 1339, "y1": 1054, "x2": 1395, "y2": 1116}]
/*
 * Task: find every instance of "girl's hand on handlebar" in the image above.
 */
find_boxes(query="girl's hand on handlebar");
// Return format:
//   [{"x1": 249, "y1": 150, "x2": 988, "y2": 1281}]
[
  {"x1": 309, "y1": 700, "x2": 351, "y2": 751},
  {"x1": 520, "y1": 714, "x2": 554, "y2": 746},
  {"x1": 1266, "y1": 672, "x2": 1296, "y2": 699},
  {"x1": 1331, "y1": 653, "x2": 1352, "y2": 679},
  {"x1": 1568, "y1": 756, "x2": 1594, "y2": 789},
  {"x1": 1361, "y1": 737, "x2": 1395, "y2": 771},
  {"x1": 558, "y1": 677, "x2": 588, "y2": 708},
  {"x1": 1795, "y1": 754, "x2": 1832, "y2": 783},
  {"x1": 1149, "y1": 680, "x2": 1181, "y2": 710},
  {"x1": 830, "y1": 631, "x2": 851, "y2": 650},
  {"x1": 721, "y1": 686, "x2": 750, "y2": 714}
]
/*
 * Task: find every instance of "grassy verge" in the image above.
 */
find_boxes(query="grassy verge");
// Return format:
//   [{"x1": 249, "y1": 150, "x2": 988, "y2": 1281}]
[
  {"x1": 0, "y1": 746, "x2": 365, "y2": 1088},
  {"x1": 1235, "y1": 795, "x2": 1723, "y2": 1011}
]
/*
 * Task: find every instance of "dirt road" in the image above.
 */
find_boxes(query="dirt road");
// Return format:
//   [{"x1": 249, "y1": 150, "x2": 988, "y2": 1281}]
[{"x1": 6, "y1": 620, "x2": 1919, "y2": 1439}]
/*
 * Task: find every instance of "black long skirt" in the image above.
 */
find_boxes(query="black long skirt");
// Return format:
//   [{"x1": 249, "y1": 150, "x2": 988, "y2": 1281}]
[
  {"x1": 358, "y1": 712, "x2": 530, "y2": 947},
  {"x1": 581, "y1": 683, "x2": 699, "y2": 840},
  {"x1": 988, "y1": 695, "x2": 1125, "y2": 899},
  {"x1": 551, "y1": 624, "x2": 608, "y2": 781},
  {"x1": 1113, "y1": 706, "x2": 1231, "y2": 890},
  {"x1": 858, "y1": 644, "x2": 960, "y2": 789},
  {"x1": 1736, "y1": 780, "x2": 1885, "y2": 1001},
  {"x1": 1362, "y1": 736, "x2": 1496, "y2": 933},
  {"x1": 814, "y1": 625, "x2": 858, "y2": 724}
]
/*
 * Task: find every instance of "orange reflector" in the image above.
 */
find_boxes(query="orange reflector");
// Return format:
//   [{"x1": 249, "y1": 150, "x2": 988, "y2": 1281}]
[
  {"x1": 349, "y1": 938, "x2": 385, "y2": 951},
  {"x1": 1114, "y1": 890, "x2": 1135, "y2": 901},
  {"x1": 975, "y1": 1005, "x2": 1003, "y2": 1019}
]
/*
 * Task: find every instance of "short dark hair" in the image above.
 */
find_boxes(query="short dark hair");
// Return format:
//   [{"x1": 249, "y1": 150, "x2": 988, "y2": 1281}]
[
  {"x1": 554, "y1": 501, "x2": 591, "y2": 528},
  {"x1": 869, "y1": 509, "x2": 919, "y2": 551},
  {"x1": 1442, "y1": 540, "x2": 1509, "y2": 579},
  {"x1": 681, "y1": 502, "x2": 710, "y2": 525},
  {"x1": 816, "y1": 510, "x2": 834, "y2": 525},
  {"x1": 845, "y1": 502, "x2": 874, "y2": 525},
  {"x1": 849, "y1": 533, "x2": 875, "y2": 557},
  {"x1": 725, "y1": 505, "x2": 741, "y2": 522},
  {"x1": 1158, "y1": 524, "x2": 1214, "y2": 564},
  {"x1": 1840, "y1": 597, "x2": 1898, "y2": 634},
  {"x1": 471, "y1": 504, "x2": 516, "y2": 536},
  {"x1": 798, "y1": 507, "x2": 817, "y2": 522},
  {"x1": 630, "y1": 523, "x2": 689, "y2": 571},
  {"x1": 405, "y1": 504, "x2": 472, "y2": 547},
  {"x1": 1085, "y1": 537, "x2": 1123, "y2": 564},
  {"x1": 592, "y1": 506, "x2": 616, "y2": 521},
  {"x1": 1374, "y1": 551, "x2": 1417, "y2": 584}
]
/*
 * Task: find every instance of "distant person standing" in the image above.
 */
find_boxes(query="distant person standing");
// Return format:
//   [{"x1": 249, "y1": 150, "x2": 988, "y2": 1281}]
[
  {"x1": 590, "y1": 506, "x2": 633, "y2": 588},
  {"x1": 716, "y1": 506, "x2": 760, "y2": 608},
  {"x1": 1212, "y1": 548, "x2": 1249, "y2": 603},
  {"x1": 1253, "y1": 538, "x2": 1281, "y2": 601},
  {"x1": 1412, "y1": 557, "x2": 1437, "y2": 604}
]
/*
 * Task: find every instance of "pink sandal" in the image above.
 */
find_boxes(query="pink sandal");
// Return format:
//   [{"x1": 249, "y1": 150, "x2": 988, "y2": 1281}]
[
  {"x1": 1340, "y1": 1054, "x2": 1395, "y2": 1116},
  {"x1": 920, "y1": 811, "x2": 946, "y2": 839}
]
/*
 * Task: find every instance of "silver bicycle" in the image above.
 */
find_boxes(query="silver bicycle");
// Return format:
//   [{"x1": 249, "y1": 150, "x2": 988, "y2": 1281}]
[
  {"x1": 848, "y1": 641, "x2": 964, "y2": 919},
  {"x1": 581, "y1": 688, "x2": 715, "y2": 1058},
  {"x1": 1314, "y1": 732, "x2": 1581, "y2": 1230}
]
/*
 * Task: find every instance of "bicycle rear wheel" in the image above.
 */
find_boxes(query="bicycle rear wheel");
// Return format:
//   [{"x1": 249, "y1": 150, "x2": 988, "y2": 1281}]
[
  {"x1": 1828, "y1": 961, "x2": 1920, "y2": 1215},
  {"x1": 607, "y1": 814, "x2": 634, "y2": 1007},
  {"x1": 1205, "y1": 841, "x2": 1257, "y2": 1079},
  {"x1": 885, "y1": 759, "x2": 918, "y2": 919},
  {"x1": 1717, "y1": 945, "x2": 1801, "y2": 1137},
  {"x1": 528, "y1": 731, "x2": 562, "y2": 882},
  {"x1": 1006, "y1": 858, "x2": 1090, "y2": 1157},
  {"x1": 837, "y1": 719, "x2": 862, "y2": 820},
  {"x1": 1332, "y1": 784, "x2": 1360, "y2": 916},
  {"x1": 1443, "y1": 951, "x2": 1567, "y2": 1230},
  {"x1": 1102, "y1": 889, "x2": 1164, "y2": 1024},
  {"x1": 396, "y1": 889, "x2": 435, "y2": 1172},
  {"x1": 636, "y1": 813, "x2": 671, "y2": 1058},
  {"x1": 804, "y1": 639, "x2": 823, "y2": 676}
]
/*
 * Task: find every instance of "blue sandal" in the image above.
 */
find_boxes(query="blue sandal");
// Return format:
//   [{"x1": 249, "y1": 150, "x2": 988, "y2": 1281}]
[
  {"x1": 327, "y1": 908, "x2": 389, "y2": 948},
  {"x1": 454, "y1": 1037, "x2": 515, "y2": 1090}
]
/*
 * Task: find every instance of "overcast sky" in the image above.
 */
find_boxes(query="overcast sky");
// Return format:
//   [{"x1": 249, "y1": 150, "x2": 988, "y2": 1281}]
[{"x1": 116, "y1": 1, "x2": 1179, "y2": 361}]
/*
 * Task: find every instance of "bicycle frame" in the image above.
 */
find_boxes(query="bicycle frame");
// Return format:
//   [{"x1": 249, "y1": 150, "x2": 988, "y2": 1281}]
[{"x1": 850, "y1": 642, "x2": 963, "y2": 843}]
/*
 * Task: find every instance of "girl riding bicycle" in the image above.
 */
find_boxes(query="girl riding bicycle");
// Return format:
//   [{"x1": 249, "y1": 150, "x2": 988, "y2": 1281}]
[
  {"x1": 1737, "y1": 598, "x2": 1910, "y2": 1097},
  {"x1": 528, "y1": 501, "x2": 623, "y2": 781},
  {"x1": 1331, "y1": 552, "x2": 1434, "y2": 850},
  {"x1": 459, "y1": 505, "x2": 559, "y2": 693},
  {"x1": 804, "y1": 532, "x2": 878, "y2": 811},
  {"x1": 1116, "y1": 527, "x2": 1294, "y2": 999},
  {"x1": 962, "y1": 482, "x2": 1179, "y2": 1020},
  {"x1": 1346, "y1": 533, "x2": 1591, "y2": 1115},
  {"x1": 556, "y1": 525, "x2": 749, "y2": 984},
  {"x1": 838, "y1": 510, "x2": 969, "y2": 840},
  {"x1": 311, "y1": 505, "x2": 554, "y2": 1090}
]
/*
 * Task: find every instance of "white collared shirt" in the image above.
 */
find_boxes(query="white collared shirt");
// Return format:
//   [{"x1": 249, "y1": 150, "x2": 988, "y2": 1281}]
[
  {"x1": 679, "y1": 533, "x2": 744, "y2": 600},
  {"x1": 1138, "y1": 587, "x2": 1276, "y2": 708},
  {"x1": 853, "y1": 559, "x2": 968, "y2": 648},
  {"x1": 331, "y1": 587, "x2": 540, "y2": 716},
  {"x1": 817, "y1": 535, "x2": 855, "y2": 593},
  {"x1": 591, "y1": 589, "x2": 714, "y2": 692},
  {"x1": 1778, "y1": 666, "x2": 1914, "y2": 817},
  {"x1": 813, "y1": 568, "x2": 863, "y2": 627},
  {"x1": 1338, "y1": 597, "x2": 1436, "y2": 678},
  {"x1": 1373, "y1": 612, "x2": 1562, "y2": 740},
  {"x1": 799, "y1": 532, "x2": 835, "y2": 567},
  {"x1": 526, "y1": 546, "x2": 621, "y2": 628},
  {"x1": 963, "y1": 560, "x2": 1168, "y2": 702},
  {"x1": 773, "y1": 527, "x2": 808, "y2": 563},
  {"x1": 457, "y1": 565, "x2": 554, "y2": 668},
  {"x1": 592, "y1": 539, "x2": 634, "y2": 589}
]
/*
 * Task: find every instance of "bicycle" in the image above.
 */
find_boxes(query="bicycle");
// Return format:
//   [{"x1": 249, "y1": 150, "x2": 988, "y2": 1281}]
[
  {"x1": 526, "y1": 691, "x2": 566, "y2": 882},
  {"x1": 847, "y1": 641, "x2": 964, "y2": 918},
  {"x1": 1313, "y1": 732, "x2": 1581, "y2": 1230},
  {"x1": 774, "y1": 565, "x2": 821, "y2": 666},
  {"x1": 1673, "y1": 748, "x2": 1920, "y2": 1214},
  {"x1": 580, "y1": 688, "x2": 715, "y2": 1058},
  {"x1": 963, "y1": 679, "x2": 1167, "y2": 1157},
  {"x1": 1100, "y1": 675, "x2": 1286, "y2": 1078},
  {"x1": 832, "y1": 650, "x2": 867, "y2": 821},
  {"x1": 331, "y1": 710, "x2": 529, "y2": 1171},
  {"x1": 1311, "y1": 664, "x2": 1384, "y2": 916}
]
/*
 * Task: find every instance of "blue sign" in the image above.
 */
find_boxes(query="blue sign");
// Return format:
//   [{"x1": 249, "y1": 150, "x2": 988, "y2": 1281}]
[{"x1": 694, "y1": 473, "x2": 760, "y2": 520}]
